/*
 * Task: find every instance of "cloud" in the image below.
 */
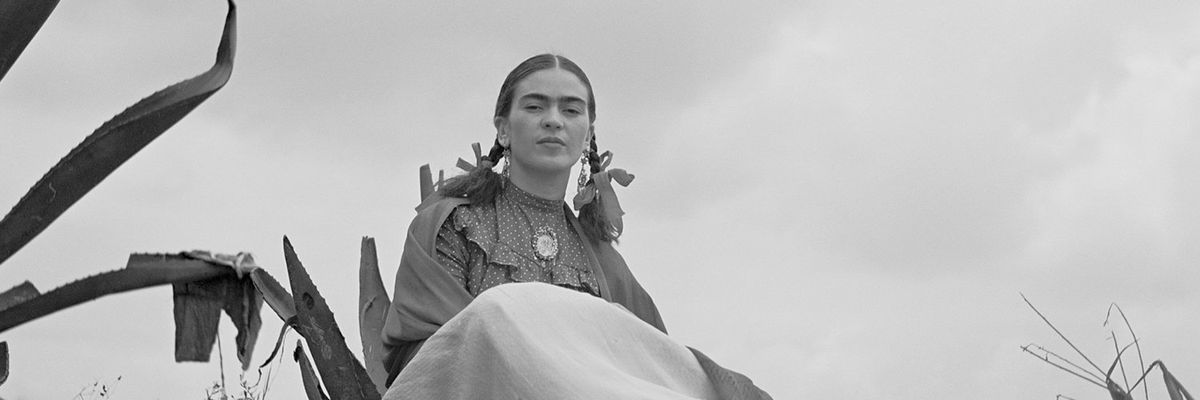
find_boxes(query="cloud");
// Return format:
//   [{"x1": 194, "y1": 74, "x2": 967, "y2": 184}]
[
  {"x1": 629, "y1": 1, "x2": 1200, "y2": 278},
  {"x1": 3, "y1": 1, "x2": 1199, "y2": 399},
  {"x1": 621, "y1": 2, "x2": 1200, "y2": 398},
  {"x1": 1020, "y1": 31, "x2": 1200, "y2": 302}
]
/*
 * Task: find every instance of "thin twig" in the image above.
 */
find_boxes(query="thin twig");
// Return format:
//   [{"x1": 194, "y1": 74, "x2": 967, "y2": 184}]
[
  {"x1": 1057, "y1": 395, "x2": 1079, "y2": 400},
  {"x1": 261, "y1": 327, "x2": 288, "y2": 400},
  {"x1": 1129, "y1": 360, "x2": 1166, "y2": 393},
  {"x1": 1026, "y1": 343, "x2": 1106, "y2": 383},
  {"x1": 217, "y1": 323, "x2": 227, "y2": 397},
  {"x1": 1106, "y1": 303, "x2": 1148, "y2": 400},
  {"x1": 1109, "y1": 331, "x2": 1131, "y2": 394},
  {"x1": 261, "y1": 361, "x2": 273, "y2": 400},
  {"x1": 1105, "y1": 341, "x2": 1138, "y2": 396},
  {"x1": 1022, "y1": 344, "x2": 1106, "y2": 388},
  {"x1": 1022, "y1": 293, "x2": 1106, "y2": 375}
]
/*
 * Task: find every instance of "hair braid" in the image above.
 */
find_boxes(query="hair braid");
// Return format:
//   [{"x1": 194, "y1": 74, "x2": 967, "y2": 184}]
[
  {"x1": 578, "y1": 131, "x2": 618, "y2": 242},
  {"x1": 586, "y1": 133, "x2": 602, "y2": 174},
  {"x1": 486, "y1": 138, "x2": 506, "y2": 164},
  {"x1": 436, "y1": 139, "x2": 507, "y2": 205}
]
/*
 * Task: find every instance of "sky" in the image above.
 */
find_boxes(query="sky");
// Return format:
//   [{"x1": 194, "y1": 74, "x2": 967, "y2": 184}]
[{"x1": 1, "y1": 0, "x2": 1199, "y2": 399}]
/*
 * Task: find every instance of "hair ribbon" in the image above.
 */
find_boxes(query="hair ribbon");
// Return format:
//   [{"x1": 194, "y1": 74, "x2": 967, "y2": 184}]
[
  {"x1": 573, "y1": 151, "x2": 634, "y2": 236},
  {"x1": 456, "y1": 142, "x2": 493, "y2": 172}
]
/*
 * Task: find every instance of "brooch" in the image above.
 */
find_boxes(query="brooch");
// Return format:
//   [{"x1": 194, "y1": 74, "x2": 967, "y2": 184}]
[{"x1": 532, "y1": 226, "x2": 559, "y2": 262}]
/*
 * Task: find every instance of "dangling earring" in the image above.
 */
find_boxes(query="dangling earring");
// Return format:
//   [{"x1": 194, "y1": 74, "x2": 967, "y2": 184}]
[
  {"x1": 576, "y1": 152, "x2": 590, "y2": 194},
  {"x1": 501, "y1": 147, "x2": 511, "y2": 178}
]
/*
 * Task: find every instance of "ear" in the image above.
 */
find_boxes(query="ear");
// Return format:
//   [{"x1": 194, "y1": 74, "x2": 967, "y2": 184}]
[{"x1": 494, "y1": 116, "x2": 510, "y2": 147}]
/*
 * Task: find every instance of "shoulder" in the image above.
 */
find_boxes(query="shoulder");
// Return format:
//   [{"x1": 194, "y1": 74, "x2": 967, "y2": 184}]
[
  {"x1": 407, "y1": 196, "x2": 473, "y2": 249},
  {"x1": 415, "y1": 194, "x2": 470, "y2": 217}
]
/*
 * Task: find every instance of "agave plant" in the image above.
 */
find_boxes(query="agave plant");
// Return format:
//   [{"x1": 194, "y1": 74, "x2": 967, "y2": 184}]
[{"x1": 0, "y1": 2, "x2": 388, "y2": 398}]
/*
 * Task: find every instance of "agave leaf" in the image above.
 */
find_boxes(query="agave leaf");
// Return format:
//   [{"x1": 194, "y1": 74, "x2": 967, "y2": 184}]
[
  {"x1": 0, "y1": 281, "x2": 39, "y2": 312},
  {"x1": 0, "y1": 341, "x2": 8, "y2": 386},
  {"x1": 0, "y1": 0, "x2": 61, "y2": 83},
  {"x1": 358, "y1": 236, "x2": 390, "y2": 394},
  {"x1": 0, "y1": 255, "x2": 231, "y2": 333},
  {"x1": 250, "y1": 267, "x2": 296, "y2": 322},
  {"x1": 0, "y1": 0, "x2": 237, "y2": 266},
  {"x1": 419, "y1": 165, "x2": 434, "y2": 201},
  {"x1": 294, "y1": 340, "x2": 331, "y2": 400},
  {"x1": 283, "y1": 237, "x2": 381, "y2": 400}
]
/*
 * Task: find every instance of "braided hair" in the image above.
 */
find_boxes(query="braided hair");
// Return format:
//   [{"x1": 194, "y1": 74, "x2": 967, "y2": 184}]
[
  {"x1": 435, "y1": 139, "x2": 507, "y2": 205},
  {"x1": 576, "y1": 131, "x2": 620, "y2": 242},
  {"x1": 438, "y1": 54, "x2": 619, "y2": 242}
]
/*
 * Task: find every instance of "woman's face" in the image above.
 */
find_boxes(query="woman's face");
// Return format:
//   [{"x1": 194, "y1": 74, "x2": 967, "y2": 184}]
[{"x1": 495, "y1": 68, "x2": 592, "y2": 177}]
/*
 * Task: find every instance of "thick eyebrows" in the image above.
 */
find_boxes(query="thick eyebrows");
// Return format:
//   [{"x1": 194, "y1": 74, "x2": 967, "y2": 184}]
[{"x1": 517, "y1": 92, "x2": 587, "y2": 106}]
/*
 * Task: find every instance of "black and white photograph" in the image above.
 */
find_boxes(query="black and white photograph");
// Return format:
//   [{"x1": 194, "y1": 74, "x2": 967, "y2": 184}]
[{"x1": 1, "y1": 1, "x2": 1197, "y2": 399}]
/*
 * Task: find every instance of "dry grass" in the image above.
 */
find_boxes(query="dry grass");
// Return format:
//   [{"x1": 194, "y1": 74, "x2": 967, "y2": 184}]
[
  {"x1": 1021, "y1": 294, "x2": 1193, "y2": 400},
  {"x1": 72, "y1": 376, "x2": 121, "y2": 400}
]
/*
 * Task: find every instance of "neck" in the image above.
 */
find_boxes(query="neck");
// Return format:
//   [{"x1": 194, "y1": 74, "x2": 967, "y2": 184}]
[{"x1": 508, "y1": 164, "x2": 569, "y2": 201}]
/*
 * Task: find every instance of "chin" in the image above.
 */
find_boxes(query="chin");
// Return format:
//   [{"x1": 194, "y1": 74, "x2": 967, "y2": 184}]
[{"x1": 520, "y1": 156, "x2": 576, "y2": 175}]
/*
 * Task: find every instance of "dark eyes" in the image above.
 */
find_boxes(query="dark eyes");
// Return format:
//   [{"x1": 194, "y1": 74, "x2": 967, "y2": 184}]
[{"x1": 523, "y1": 103, "x2": 583, "y2": 116}]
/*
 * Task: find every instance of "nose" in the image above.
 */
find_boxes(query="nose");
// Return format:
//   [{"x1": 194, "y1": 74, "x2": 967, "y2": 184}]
[{"x1": 542, "y1": 109, "x2": 563, "y2": 130}]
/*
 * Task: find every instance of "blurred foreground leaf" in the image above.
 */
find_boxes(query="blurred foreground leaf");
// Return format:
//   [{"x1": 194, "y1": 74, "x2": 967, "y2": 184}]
[
  {"x1": 0, "y1": 0, "x2": 61, "y2": 83},
  {"x1": 0, "y1": 341, "x2": 8, "y2": 386},
  {"x1": 0, "y1": 0, "x2": 237, "y2": 265},
  {"x1": 0, "y1": 254, "x2": 231, "y2": 333},
  {"x1": 358, "y1": 237, "x2": 390, "y2": 394}
]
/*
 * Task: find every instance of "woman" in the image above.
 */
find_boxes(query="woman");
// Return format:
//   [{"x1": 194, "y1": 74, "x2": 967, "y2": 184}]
[{"x1": 381, "y1": 54, "x2": 768, "y2": 399}]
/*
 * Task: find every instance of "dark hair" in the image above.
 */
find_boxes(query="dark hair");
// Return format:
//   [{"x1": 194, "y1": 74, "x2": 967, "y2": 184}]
[
  {"x1": 437, "y1": 54, "x2": 620, "y2": 242},
  {"x1": 493, "y1": 54, "x2": 596, "y2": 124}
]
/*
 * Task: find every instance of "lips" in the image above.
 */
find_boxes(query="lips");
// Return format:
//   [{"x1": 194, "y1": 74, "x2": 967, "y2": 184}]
[{"x1": 537, "y1": 137, "x2": 566, "y2": 146}]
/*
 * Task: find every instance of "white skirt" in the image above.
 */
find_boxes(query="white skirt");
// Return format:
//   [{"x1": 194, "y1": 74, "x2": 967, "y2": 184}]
[{"x1": 384, "y1": 282, "x2": 719, "y2": 400}]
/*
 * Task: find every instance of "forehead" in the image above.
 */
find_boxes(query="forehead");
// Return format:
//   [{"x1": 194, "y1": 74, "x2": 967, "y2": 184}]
[{"x1": 513, "y1": 68, "x2": 589, "y2": 102}]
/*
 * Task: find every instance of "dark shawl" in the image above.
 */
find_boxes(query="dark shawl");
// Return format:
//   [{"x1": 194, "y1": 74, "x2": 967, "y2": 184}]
[{"x1": 381, "y1": 194, "x2": 666, "y2": 384}]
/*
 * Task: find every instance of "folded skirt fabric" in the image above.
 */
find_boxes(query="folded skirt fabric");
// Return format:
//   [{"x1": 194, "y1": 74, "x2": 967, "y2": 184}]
[{"x1": 384, "y1": 282, "x2": 719, "y2": 400}]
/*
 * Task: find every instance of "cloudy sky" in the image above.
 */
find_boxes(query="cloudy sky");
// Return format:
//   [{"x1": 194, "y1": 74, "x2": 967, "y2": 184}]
[{"x1": 2, "y1": 1, "x2": 1199, "y2": 398}]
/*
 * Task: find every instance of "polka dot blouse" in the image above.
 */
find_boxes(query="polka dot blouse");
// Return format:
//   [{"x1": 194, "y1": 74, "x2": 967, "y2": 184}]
[{"x1": 433, "y1": 182, "x2": 601, "y2": 297}]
